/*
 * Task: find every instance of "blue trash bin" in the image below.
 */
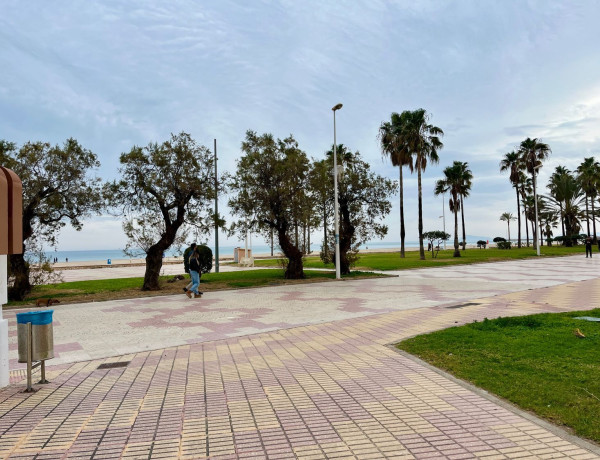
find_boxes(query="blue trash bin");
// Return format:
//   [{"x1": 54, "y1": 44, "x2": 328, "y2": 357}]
[
  {"x1": 107, "y1": 258, "x2": 112, "y2": 265},
  {"x1": 16, "y1": 310, "x2": 54, "y2": 363}
]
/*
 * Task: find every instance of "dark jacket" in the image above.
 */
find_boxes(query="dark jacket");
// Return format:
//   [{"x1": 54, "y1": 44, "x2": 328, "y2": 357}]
[{"x1": 189, "y1": 257, "x2": 200, "y2": 273}]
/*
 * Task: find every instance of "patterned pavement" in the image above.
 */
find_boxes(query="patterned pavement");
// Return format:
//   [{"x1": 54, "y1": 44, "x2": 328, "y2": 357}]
[{"x1": 0, "y1": 256, "x2": 599, "y2": 458}]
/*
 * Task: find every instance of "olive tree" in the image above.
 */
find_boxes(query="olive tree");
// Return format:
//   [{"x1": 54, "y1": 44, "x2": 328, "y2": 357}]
[
  {"x1": 0, "y1": 139, "x2": 103, "y2": 300},
  {"x1": 228, "y1": 131, "x2": 310, "y2": 279},
  {"x1": 319, "y1": 145, "x2": 397, "y2": 274},
  {"x1": 106, "y1": 132, "x2": 215, "y2": 290}
]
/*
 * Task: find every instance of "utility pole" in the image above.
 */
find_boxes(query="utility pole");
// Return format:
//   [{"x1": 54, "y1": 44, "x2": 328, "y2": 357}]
[{"x1": 214, "y1": 139, "x2": 219, "y2": 273}]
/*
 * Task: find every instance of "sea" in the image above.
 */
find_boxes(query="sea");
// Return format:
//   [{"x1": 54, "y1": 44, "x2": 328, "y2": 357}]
[{"x1": 43, "y1": 238, "x2": 488, "y2": 263}]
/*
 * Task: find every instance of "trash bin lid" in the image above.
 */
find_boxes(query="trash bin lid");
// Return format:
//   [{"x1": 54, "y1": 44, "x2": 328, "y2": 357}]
[{"x1": 16, "y1": 310, "x2": 54, "y2": 325}]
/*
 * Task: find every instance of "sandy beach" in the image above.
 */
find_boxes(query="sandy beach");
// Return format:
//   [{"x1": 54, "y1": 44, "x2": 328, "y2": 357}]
[{"x1": 50, "y1": 244, "x2": 480, "y2": 270}]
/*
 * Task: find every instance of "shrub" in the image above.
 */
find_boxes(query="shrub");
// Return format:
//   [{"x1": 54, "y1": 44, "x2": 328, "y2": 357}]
[
  {"x1": 196, "y1": 245, "x2": 213, "y2": 274},
  {"x1": 477, "y1": 240, "x2": 487, "y2": 249},
  {"x1": 496, "y1": 241, "x2": 512, "y2": 249},
  {"x1": 493, "y1": 236, "x2": 506, "y2": 243}
]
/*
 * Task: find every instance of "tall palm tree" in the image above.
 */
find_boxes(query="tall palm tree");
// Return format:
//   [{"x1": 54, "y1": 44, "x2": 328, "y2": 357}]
[
  {"x1": 519, "y1": 138, "x2": 551, "y2": 250},
  {"x1": 378, "y1": 113, "x2": 412, "y2": 258},
  {"x1": 499, "y1": 212, "x2": 516, "y2": 242},
  {"x1": 539, "y1": 208, "x2": 559, "y2": 246},
  {"x1": 435, "y1": 162, "x2": 462, "y2": 257},
  {"x1": 399, "y1": 109, "x2": 444, "y2": 260},
  {"x1": 519, "y1": 174, "x2": 532, "y2": 246},
  {"x1": 545, "y1": 170, "x2": 585, "y2": 246},
  {"x1": 456, "y1": 161, "x2": 473, "y2": 250},
  {"x1": 500, "y1": 151, "x2": 524, "y2": 247},
  {"x1": 576, "y1": 157, "x2": 600, "y2": 242},
  {"x1": 548, "y1": 166, "x2": 570, "y2": 238}
]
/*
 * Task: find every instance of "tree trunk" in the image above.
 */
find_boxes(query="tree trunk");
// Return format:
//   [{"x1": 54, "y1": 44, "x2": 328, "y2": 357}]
[
  {"x1": 307, "y1": 224, "x2": 311, "y2": 254},
  {"x1": 516, "y1": 186, "x2": 522, "y2": 248},
  {"x1": 8, "y1": 216, "x2": 34, "y2": 300},
  {"x1": 270, "y1": 229, "x2": 274, "y2": 256},
  {"x1": 586, "y1": 196, "x2": 590, "y2": 236},
  {"x1": 143, "y1": 245, "x2": 165, "y2": 290},
  {"x1": 323, "y1": 201, "x2": 328, "y2": 259},
  {"x1": 453, "y1": 205, "x2": 460, "y2": 258},
  {"x1": 592, "y1": 198, "x2": 597, "y2": 243},
  {"x1": 277, "y1": 225, "x2": 304, "y2": 279},
  {"x1": 338, "y1": 201, "x2": 354, "y2": 275},
  {"x1": 460, "y1": 194, "x2": 466, "y2": 250},
  {"x1": 417, "y1": 168, "x2": 425, "y2": 260},
  {"x1": 560, "y1": 202, "x2": 565, "y2": 238},
  {"x1": 399, "y1": 166, "x2": 405, "y2": 258},
  {"x1": 523, "y1": 198, "x2": 530, "y2": 247},
  {"x1": 8, "y1": 251, "x2": 31, "y2": 300},
  {"x1": 507, "y1": 222, "x2": 511, "y2": 242},
  {"x1": 302, "y1": 223, "x2": 306, "y2": 254}
]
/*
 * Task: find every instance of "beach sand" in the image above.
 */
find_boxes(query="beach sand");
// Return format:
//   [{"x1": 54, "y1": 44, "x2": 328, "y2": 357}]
[{"x1": 51, "y1": 244, "x2": 479, "y2": 270}]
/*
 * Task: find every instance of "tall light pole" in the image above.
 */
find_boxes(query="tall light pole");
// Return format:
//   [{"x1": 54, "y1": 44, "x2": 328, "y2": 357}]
[
  {"x1": 214, "y1": 139, "x2": 219, "y2": 272},
  {"x1": 332, "y1": 103, "x2": 343, "y2": 279},
  {"x1": 533, "y1": 163, "x2": 542, "y2": 256}
]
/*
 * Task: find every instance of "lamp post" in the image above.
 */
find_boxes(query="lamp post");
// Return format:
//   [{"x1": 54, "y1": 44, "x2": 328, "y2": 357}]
[
  {"x1": 332, "y1": 103, "x2": 343, "y2": 279},
  {"x1": 533, "y1": 163, "x2": 542, "y2": 256}
]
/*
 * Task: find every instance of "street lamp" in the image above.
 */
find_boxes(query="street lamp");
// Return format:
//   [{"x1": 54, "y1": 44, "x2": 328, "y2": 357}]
[
  {"x1": 332, "y1": 103, "x2": 343, "y2": 279},
  {"x1": 533, "y1": 163, "x2": 542, "y2": 256}
]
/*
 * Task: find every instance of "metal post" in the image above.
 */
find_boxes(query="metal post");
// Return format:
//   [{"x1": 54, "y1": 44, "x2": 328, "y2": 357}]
[
  {"x1": 214, "y1": 139, "x2": 219, "y2": 273},
  {"x1": 26, "y1": 322, "x2": 32, "y2": 392},
  {"x1": 40, "y1": 360, "x2": 46, "y2": 384},
  {"x1": 332, "y1": 103, "x2": 343, "y2": 280}
]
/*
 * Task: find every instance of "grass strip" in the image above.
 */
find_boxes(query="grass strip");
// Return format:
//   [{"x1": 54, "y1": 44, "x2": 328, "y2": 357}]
[
  {"x1": 8, "y1": 269, "x2": 383, "y2": 308},
  {"x1": 397, "y1": 309, "x2": 600, "y2": 443},
  {"x1": 252, "y1": 246, "x2": 584, "y2": 270}
]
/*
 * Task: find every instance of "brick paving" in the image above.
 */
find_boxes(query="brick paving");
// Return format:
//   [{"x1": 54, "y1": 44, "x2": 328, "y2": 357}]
[{"x1": 0, "y1": 257, "x2": 599, "y2": 458}]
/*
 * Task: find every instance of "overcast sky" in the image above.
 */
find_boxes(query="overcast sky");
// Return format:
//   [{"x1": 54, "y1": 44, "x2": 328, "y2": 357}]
[{"x1": 2, "y1": 1, "x2": 600, "y2": 251}]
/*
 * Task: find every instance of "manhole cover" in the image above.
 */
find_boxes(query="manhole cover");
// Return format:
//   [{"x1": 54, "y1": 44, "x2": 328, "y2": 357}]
[
  {"x1": 446, "y1": 302, "x2": 480, "y2": 309},
  {"x1": 97, "y1": 361, "x2": 130, "y2": 370}
]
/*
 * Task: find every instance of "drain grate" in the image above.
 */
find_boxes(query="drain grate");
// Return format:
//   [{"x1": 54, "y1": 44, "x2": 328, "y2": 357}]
[
  {"x1": 446, "y1": 302, "x2": 480, "y2": 309},
  {"x1": 97, "y1": 361, "x2": 130, "y2": 370}
]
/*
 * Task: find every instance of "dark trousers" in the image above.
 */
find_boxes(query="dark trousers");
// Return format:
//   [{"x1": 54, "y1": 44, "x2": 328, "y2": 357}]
[{"x1": 586, "y1": 244, "x2": 592, "y2": 257}]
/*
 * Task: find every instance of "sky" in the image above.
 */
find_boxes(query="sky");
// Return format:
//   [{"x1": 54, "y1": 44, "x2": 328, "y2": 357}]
[{"x1": 2, "y1": 0, "x2": 600, "y2": 251}]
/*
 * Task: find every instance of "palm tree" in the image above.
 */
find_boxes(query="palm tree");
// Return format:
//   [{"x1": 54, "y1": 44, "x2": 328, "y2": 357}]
[
  {"x1": 539, "y1": 209, "x2": 559, "y2": 246},
  {"x1": 435, "y1": 162, "x2": 462, "y2": 257},
  {"x1": 519, "y1": 174, "x2": 532, "y2": 246},
  {"x1": 548, "y1": 166, "x2": 570, "y2": 238},
  {"x1": 456, "y1": 161, "x2": 473, "y2": 250},
  {"x1": 378, "y1": 113, "x2": 412, "y2": 258},
  {"x1": 545, "y1": 170, "x2": 585, "y2": 246},
  {"x1": 399, "y1": 109, "x2": 444, "y2": 260},
  {"x1": 499, "y1": 212, "x2": 516, "y2": 242},
  {"x1": 519, "y1": 138, "x2": 551, "y2": 250},
  {"x1": 576, "y1": 157, "x2": 600, "y2": 242},
  {"x1": 500, "y1": 151, "x2": 524, "y2": 247}
]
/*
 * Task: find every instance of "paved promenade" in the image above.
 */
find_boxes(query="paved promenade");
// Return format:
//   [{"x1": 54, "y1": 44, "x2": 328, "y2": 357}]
[{"x1": 1, "y1": 256, "x2": 599, "y2": 458}]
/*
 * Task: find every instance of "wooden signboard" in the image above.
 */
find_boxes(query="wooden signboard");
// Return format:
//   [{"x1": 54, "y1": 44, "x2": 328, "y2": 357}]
[{"x1": 0, "y1": 167, "x2": 22, "y2": 255}]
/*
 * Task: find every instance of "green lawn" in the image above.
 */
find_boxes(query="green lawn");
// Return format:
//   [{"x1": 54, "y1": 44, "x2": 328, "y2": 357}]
[
  {"x1": 252, "y1": 245, "x2": 584, "y2": 271},
  {"x1": 397, "y1": 310, "x2": 600, "y2": 443},
  {"x1": 9, "y1": 269, "x2": 382, "y2": 308}
]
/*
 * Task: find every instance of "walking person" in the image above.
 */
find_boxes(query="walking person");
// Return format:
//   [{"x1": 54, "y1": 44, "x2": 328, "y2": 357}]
[
  {"x1": 182, "y1": 243, "x2": 196, "y2": 293},
  {"x1": 186, "y1": 249, "x2": 203, "y2": 299},
  {"x1": 585, "y1": 236, "x2": 593, "y2": 258}
]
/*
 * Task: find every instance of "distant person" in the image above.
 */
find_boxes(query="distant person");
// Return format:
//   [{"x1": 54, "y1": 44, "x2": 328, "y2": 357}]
[
  {"x1": 185, "y1": 249, "x2": 202, "y2": 299},
  {"x1": 66, "y1": 257, "x2": 68, "y2": 263},
  {"x1": 585, "y1": 236, "x2": 593, "y2": 258},
  {"x1": 183, "y1": 243, "x2": 197, "y2": 293}
]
